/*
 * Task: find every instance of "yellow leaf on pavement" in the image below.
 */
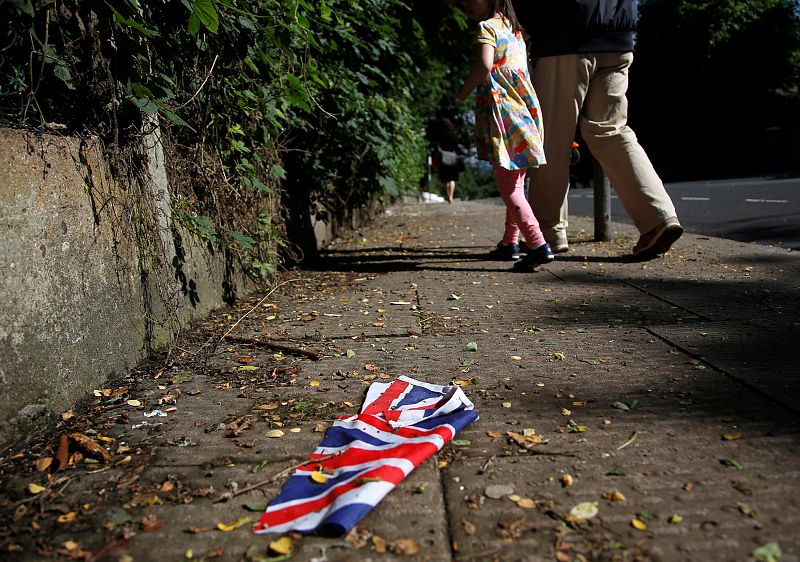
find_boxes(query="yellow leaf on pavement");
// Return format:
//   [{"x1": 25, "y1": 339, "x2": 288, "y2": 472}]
[
  {"x1": 217, "y1": 516, "x2": 253, "y2": 532},
  {"x1": 601, "y1": 489, "x2": 626, "y2": 502},
  {"x1": 569, "y1": 502, "x2": 599, "y2": 520},
  {"x1": 515, "y1": 497, "x2": 536, "y2": 509},
  {"x1": 631, "y1": 518, "x2": 648, "y2": 531},
  {"x1": 268, "y1": 536, "x2": 293, "y2": 555},
  {"x1": 58, "y1": 512, "x2": 77, "y2": 524},
  {"x1": 28, "y1": 483, "x2": 46, "y2": 494}
]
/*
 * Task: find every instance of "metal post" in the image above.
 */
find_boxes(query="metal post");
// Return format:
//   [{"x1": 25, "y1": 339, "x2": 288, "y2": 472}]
[{"x1": 592, "y1": 157, "x2": 611, "y2": 241}]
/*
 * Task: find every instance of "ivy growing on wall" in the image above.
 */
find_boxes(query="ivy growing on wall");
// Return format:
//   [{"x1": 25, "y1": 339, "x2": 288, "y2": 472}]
[{"x1": 1, "y1": 0, "x2": 469, "y2": 280}]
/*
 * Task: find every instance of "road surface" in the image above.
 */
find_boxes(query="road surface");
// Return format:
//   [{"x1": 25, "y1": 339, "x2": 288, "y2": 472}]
[{"x1": 567, "y1": 175, "x2": 800, "y2": 250}]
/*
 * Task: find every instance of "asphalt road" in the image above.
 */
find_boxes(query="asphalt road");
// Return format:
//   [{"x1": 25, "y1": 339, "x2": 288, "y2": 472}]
[{"x1": 567, "y1": 175, "x2": 800, "y2": 251}]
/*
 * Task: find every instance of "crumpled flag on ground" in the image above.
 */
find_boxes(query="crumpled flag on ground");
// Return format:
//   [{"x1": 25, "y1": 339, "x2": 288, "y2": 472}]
[{"x1": 253, "y1": 375, "x2": 479, "y2": 535}]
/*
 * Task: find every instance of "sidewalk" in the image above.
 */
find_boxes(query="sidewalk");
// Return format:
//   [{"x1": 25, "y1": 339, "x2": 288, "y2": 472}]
[{"x1": 2, "y1": 198, "x2": 799, "y2": 562}]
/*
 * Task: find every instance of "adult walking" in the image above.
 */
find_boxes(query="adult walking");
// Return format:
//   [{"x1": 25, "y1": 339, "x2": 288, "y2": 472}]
[
  {"x1": 515, "y1": 0, "x2": 683, "y2": 257},
  {"x1": 432, "y1": 117, "x2": 463, "y2": 204}
]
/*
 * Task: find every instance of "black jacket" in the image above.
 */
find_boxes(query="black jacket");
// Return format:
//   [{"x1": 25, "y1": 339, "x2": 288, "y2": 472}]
[{"x1": 514, "y1": 0, "x2": 637, "y2": 58}]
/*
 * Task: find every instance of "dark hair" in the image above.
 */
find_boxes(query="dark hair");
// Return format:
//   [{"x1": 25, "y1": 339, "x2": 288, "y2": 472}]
[{"x1": 492, "y1": 0, "x2": 523, "y2": 34}]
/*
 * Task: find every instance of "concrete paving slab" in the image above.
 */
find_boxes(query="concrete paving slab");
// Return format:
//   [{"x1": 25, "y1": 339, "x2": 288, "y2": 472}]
[{"x1": 2, "y1": 198, "x2": 799, "y2": 562}]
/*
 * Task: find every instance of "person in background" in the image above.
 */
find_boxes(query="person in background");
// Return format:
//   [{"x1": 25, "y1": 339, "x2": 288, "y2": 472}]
[
  {"x1": 458, "y1": 0, "x2": 554, "y2": 271},
  {"x1": 433, "y1": 117, "x2": 462, "y2": 203},
  {"x1": 515, "y1": 0, "x2": 683, "y2": 257}
]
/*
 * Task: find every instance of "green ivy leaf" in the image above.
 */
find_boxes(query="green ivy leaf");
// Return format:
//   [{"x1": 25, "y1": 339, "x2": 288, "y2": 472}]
[
  {"x1": 156, "y1": 104, "x2": 195, "y2": 131},
  {"x1": 187, "y1": 12, "x2": 201, "y2": 35},
  {"x1": 128, "y1": 96, "x2": 158, "y2": 115},
  {"x1": 269, "y1": 164, "x2": 286, "y2": 179},
  {"x1": 229, "y1": 230, "x2": 256, "y2": 250},
  {"x1": 320, "y1": 0, "x2": 332, "y2": 21},
  {"x1": 53, "y1": 64, "x2": 75, "y2": 90},
  {"x1": 192, "y1": 0, "x2": 219, "y2": 33}
]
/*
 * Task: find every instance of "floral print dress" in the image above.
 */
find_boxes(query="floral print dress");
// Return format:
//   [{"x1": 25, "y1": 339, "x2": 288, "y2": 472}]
[{"x1": 474, "y1": 17, "x2": 546, "y2": 170}]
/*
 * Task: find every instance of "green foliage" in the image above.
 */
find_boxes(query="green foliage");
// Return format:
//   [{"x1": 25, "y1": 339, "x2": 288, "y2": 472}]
[{"x1": 1, "y1": 0, "x2": 469, "y2": 279}]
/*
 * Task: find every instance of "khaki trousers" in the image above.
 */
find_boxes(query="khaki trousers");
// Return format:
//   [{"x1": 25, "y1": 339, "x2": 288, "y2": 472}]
[{"x1": 527, "y1": 52, "x2": 677, "y2": 239}]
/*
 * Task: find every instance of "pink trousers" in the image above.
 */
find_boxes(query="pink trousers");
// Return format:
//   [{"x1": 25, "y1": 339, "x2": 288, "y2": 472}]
[{"x1": 495, "y1": 166, "x2": 546, "y2": 249}]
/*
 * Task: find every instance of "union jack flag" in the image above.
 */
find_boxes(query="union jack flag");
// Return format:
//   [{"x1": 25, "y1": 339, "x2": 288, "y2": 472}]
[{"x1": 253, "y1": 376, "x2": 479, "y2": 535}]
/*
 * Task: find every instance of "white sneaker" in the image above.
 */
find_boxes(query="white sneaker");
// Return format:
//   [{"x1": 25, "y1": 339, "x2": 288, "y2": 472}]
[{"x1": 547, "y1": 234, "x2": 569, "y2": 254}]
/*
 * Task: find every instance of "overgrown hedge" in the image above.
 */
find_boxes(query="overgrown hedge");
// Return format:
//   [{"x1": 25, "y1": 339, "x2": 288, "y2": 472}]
[{"x1": 1, "y1": 0, "x2": 469, "y2": 279}]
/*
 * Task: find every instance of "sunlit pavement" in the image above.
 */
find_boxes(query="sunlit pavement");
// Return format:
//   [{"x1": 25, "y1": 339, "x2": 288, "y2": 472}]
[{"x1": 1, "y1": 198, "x2": 798, "y2": 561}]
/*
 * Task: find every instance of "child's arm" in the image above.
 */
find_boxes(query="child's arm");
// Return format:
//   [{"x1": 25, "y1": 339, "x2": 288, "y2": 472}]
[{"x1": 458, "y1": 43, "x2": 494, "y2": 101}]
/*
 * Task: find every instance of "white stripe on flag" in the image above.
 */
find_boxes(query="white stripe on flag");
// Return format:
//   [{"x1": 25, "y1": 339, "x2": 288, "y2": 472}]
[{"x1": 259, "y1": 481, "x2": 397, "y2": 534}]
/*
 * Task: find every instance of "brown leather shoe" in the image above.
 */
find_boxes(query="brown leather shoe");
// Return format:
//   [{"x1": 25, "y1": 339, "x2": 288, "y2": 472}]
[{"x1": 633, "y1": 217, "x2": 683, "y2": 257}]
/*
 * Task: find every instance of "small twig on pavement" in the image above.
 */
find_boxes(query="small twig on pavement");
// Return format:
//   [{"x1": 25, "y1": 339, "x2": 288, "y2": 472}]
[
  {"x1": 196, "y1": 278, "x2": 301, "y2": 358},
  {"x1": 223, "y1": 335, "x2": 321, "y2": 361},
  {"x1": 617, "y1": 431, "x2": 638, "y2": 451},
  {"x1": 214, "y1": 453, "x2": 341, "y2": 503}
]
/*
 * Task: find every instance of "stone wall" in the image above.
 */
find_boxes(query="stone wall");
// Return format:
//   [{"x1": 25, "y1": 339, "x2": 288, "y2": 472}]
[{"x1": 0, "y1": 128, "x2": 251, "y2": 447}]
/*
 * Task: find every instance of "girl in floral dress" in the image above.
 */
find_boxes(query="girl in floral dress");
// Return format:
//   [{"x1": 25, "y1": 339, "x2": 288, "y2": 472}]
[{"x1": 458, "y1": 0, "x2": 554, "y2": 270}]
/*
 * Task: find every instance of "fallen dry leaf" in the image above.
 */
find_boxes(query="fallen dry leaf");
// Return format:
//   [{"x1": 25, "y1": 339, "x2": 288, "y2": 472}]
[
  {"x1": 372, "y1": 535, "x2": 387, "y2": 553},
  {"x1": 54, "y1": 434, "x2": 70, "y2": 472},
  {"x1": 141, "y1": 513, "x2": 162, "y2": 532},
  {"x1": 69, "y1": 433, "x2": 111, "y2": 462},
  {"x1": 568, "y1": 502, "x2": 599, "y2": 521},
  {"x1": 217, "y1": 517, "x2": 253, "y2": 532},
  {"x1": 515, "y1": 497, "x2": 536, "y2": 509},
  {"x1": 268, "y1": 536, "x2": 293, "y2": 555},
  {"x1": 310, "y1": 471, "x2": 329, "y2": 484},
  {"x1": 601, "y1": 489, "x2": 626, "y2": 502},
  {"x1": 389, "y1": 538, "x2": 420, "y2": 556},
  {"x1": 463, "y1": 520, "x2": 476, "y2": 535},
  {"x1": 34, "y1": 456, "x2": 52, "y2": 472},
  {"x1": 507, "y1": 431, "x2": 545, "y2": 448},
  {"x1": 58, "y1": 512, "x2": 77, "y2": 524}
]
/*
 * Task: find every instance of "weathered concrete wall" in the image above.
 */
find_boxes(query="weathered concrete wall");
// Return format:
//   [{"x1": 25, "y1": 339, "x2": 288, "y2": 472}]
[{"x1": 0, "y1": 128, "x2": 250, "y2": 446}]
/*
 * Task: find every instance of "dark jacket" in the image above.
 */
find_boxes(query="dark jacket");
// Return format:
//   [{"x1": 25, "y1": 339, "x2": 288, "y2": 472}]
[{"x1": 514, "y1": 0, "x2": 637, "y2": 58}]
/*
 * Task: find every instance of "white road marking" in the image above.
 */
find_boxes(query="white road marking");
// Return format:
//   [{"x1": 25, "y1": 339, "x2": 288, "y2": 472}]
[
  {"x1": 681, "y1": 196, "x2": 710, "y2": 201},
  {"x1": 744, "y1": 199, "x2": 788, "y2": 203}
]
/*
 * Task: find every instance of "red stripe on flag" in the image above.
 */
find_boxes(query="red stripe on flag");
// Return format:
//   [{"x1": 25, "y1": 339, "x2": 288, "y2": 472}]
[
  {"x1": 321, "y1": 415, "x2": 454, "y2": 441},
  {"x1": 312, "y1": 440, "x2": 443, "y2": 471},
  {"x1": 256, "y1": 464, "x2": 406, "y2": 529},
  {"x1": 360, "y1": 380, "x2": 410, "y2": 415}
]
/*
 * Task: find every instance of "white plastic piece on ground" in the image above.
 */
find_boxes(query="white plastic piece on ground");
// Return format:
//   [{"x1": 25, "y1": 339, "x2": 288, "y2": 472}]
[{"x1": 419, "y1": 191, "x2": 446, "y2": 203}]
